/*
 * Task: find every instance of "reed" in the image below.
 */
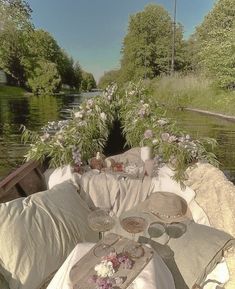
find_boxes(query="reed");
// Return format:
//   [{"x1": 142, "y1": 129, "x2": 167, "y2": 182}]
[{"x1": 149, "y1": 74, "x2": 235, "y2": 115}]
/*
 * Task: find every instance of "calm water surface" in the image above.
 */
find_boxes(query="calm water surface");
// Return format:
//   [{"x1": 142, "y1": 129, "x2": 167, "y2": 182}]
[
  {"x1": 1, "y1": 93, "x2": 235, "y2": 182},
  {"x1": 0, "y1": 92, "x2": 96, "y2": 179},
  {"x1": 167, "y1": 110, "x2": 235, "y2": 182}
]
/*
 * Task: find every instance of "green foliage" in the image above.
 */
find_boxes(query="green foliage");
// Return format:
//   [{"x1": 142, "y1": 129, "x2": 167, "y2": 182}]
[
  {"x1": 81, "y1": 71, "x2": 96, "y2": 91},
  {"x1": 118, "y1": 81, "x2": 218, "y2": 182},
  {"x1": 149, "y1": 74, "x2": 213, "y2": 108},
  {"x1": 22, "y1": 84, "x2": 117, "y2": 165},
  {"x1": 27, "y1": 60, "x2": 61, "y2": 95},
  {"x1": 119, "y1": 4, "x2": 186, "y2": 82},
  {"x1": 0, "y1": 0, "x2": 33, "y2": 85},
  {"x1": 22, "y1": 82, "x2": 218, "y2": 182},
  {"x1": 98, "y1": 69, "x2": 121, "y2": 89},
  {"x1": 0, "y1": 85, "x2": 25, "y2": 96},
  {"x1": 0, "y1": 1, "x2": 90, "y2": 93},
  {"x1": 194, "y1": 0, "x2": 235, "y2": 88},
  {"x1": 147, "y1": 74, "x2": 235, "y2": 116}
]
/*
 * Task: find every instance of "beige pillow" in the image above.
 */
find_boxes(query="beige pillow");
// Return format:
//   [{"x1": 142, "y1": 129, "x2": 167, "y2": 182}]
[
  {"x1": 0, "y1": 274, "x2": 9, "y2": 289},
  {"x1": 0, "y1": 181, "x2": 98, "y2": 289}
]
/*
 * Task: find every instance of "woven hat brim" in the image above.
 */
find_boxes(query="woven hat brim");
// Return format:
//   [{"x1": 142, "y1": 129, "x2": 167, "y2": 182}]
[{"x1": 150, "y1": 206, "x2": 192, "y2": 224}]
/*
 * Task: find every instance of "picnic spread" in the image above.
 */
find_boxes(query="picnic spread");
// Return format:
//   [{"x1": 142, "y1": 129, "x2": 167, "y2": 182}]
[{"x1": 44, "y1": 147, "x2": 234, "y2": 289}]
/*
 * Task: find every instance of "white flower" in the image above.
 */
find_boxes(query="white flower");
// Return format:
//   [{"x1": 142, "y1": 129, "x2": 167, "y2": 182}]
[
  {"x1": 94, "y1": 260, "x2": 115, "y2": 278},
  {"x1": 152, "y1": 138, "x2": 158, "y2": 145},
  {"x1": 143, "y1": 103, "x2": 149, "y2": 109},
  {"x1": 86, "y1": 99, "x2": 94, "y2": 109},
  {"x1": 168, "y1": 135, "x2": 177, "y2": 143},
  {"x1": 40, "y1": 133, "x2": 50, "y2": 142},
  {"x1": 107, "y1": 94, "x2": 113, "y2": 101},
  {"x1": 185, "y1": 134, "x2": 191, "y2": 140},
  {"x1": 144, "y1": 129, "x2": 153, "y2": 139},
  {"x1": 157, "y1": 119, "x2": 168, "y2": 126},
  {"x1": 161, "y1": 133, "x2": 170, "y2": 142},
  {"x1": 100, "y1": 112, "x2": 107, "y2": 121},
  {"x1": 74, "y1": 111, "x2": 84, "y2": 119}
]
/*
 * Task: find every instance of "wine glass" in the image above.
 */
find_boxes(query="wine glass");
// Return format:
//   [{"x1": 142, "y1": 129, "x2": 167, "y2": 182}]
[
  {"x1": 120, "y1": 215, "x2": 148, "y2": 258},
  {"x1": 88, "y1": 208, "x2": 116, "y2": 257}
]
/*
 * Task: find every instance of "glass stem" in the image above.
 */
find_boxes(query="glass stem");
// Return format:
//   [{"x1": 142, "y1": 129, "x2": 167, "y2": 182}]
[
  {"x1": 132, "y1": 233, "x2": 135, "y2": 241},
  {"x1": 99, "y1": 231, "x2": 104, "y2": 240}
]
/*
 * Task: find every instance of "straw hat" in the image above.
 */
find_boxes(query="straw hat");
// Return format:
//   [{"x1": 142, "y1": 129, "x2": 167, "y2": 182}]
[{"x1": 147, "y1": 191, "x2": 192, "y2": 223}]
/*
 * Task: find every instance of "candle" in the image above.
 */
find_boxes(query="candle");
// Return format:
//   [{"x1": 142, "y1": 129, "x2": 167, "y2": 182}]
[{"x1": 140, "y1": 146, "x2": 152, "y2": 162}]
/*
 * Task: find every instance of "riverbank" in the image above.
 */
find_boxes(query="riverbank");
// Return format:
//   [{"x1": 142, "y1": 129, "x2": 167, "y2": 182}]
[
  {"x1": 149, "y1": 75, "x2": 235, "y2": 116},
  {"x1": 0, "y1": 85, "x2": 26, "y2": 97},
  {"x1": 185, "y1": 108, "x2": 235, "y2": 122}
]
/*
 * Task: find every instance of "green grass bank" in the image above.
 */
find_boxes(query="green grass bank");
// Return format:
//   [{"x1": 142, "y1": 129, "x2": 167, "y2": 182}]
[
  {"x1": 148, "y1": 75, "x2": 235, "y2": 116},
  {"x1": 0, "y1": 85, "x2": 26, "y2": 97}
]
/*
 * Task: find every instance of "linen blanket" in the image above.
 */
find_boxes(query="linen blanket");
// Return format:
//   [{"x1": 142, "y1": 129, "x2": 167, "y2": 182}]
[{"x1": 45, "y1": 148, "x2": 230, "y2": 288}]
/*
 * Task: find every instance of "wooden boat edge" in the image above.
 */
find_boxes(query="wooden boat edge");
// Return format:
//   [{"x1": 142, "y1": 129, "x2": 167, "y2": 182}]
[{"x1": 0, "y1": 160, "x2": 47, "y2": 203}]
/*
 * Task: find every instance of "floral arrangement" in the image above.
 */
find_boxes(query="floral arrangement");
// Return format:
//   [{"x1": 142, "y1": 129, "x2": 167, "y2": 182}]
[
  {"x1": 21, "y1": 81, "x2": 218, "y2": 182},
  {"x1": 89, "y1": 252, "x2": 133, "y2": 289},
  {"x1": 118, "y1": 81, "x2": 218, "y2": 181},
  {"x1": 21, "y1": 84, "x2": 118, "y2": 167}
]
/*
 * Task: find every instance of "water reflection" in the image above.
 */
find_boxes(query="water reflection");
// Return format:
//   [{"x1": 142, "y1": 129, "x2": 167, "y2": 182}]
[
  {"x1": 0, "y1": 93, "x2": 88, "y2": 179},
  {"x1": 167, "y1": 110, "x2": 235, "y2": 182}
]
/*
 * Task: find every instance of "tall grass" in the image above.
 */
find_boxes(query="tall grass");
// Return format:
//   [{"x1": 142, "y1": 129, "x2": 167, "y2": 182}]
[{"x1": 148, "y1": 74, "x2": 235, "y2": 115}]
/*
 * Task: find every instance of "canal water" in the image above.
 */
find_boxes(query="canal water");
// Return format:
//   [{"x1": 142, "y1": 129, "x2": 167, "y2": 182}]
[
  {"x1": 0, "y1": 92, "x2": 95, "y2": 179},
  {"x1": 1, "y1": 93, "x2": 235, "y2": 182}
]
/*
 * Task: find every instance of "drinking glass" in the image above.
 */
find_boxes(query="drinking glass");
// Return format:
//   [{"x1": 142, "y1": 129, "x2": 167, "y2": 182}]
[
  {"x1": 88, "y1": 208, "x2": 116, "y2": 257},
  {"x1": 147, "y1": 222, "x2": 169, "y2": 245},
  {"x1": 120, "y1": 216, "x2": 148, "y2": 258}
]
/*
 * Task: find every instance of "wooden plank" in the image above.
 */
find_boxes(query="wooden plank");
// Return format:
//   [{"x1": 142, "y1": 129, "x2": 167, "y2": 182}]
[
  {"x1": 70, "y1": 233, "x2": 154, "y2": 289},
  {"x1": 0, "y1": 161, "x2": 47, "y2": 203}
]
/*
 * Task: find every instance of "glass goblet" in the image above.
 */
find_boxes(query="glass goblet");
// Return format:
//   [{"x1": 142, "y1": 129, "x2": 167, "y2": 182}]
[
  {"x1": 120, "y1": 216, "x2": 148, "y2": 258},
  {"x1": 88, "y1": 208, "x2": 116, "y2": 257}
]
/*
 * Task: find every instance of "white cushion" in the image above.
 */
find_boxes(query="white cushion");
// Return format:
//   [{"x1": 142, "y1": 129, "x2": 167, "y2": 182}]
[{"x1": 0, "y1": 181, "x2": 98, "y2": 289}]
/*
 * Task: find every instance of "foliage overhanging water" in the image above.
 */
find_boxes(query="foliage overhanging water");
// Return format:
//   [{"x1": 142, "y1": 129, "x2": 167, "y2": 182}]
[{"x1": 1, "y1": 93, "x2": 235, "y2": 183}]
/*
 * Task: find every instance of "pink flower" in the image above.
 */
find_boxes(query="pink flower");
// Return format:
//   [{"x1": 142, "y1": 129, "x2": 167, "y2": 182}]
[
  {"x1": 118, "y1": 254, "x2": 133, "y2": 269},
  {"x1": 102, "y1": 252, "x2": 120, "y2": 268},
  {"x1": 144, "y1": 129, "x2": 153, "y2": 139},
  {"x1": 161, "y1": 132, "x2": 170, "y2": 142}
]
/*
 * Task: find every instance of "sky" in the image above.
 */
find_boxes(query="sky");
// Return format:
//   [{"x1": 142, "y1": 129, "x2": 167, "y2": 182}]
[{"x1": 27, "y1": 0, "x2": 216, "y2": 82}]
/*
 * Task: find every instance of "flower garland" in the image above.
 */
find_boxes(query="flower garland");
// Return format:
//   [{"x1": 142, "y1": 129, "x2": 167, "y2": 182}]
[
  {"x1": 88, "y1": 252, "x2": 133, "y2": 289},
  {"x1": 118, "y1": 81, "x2": 218, "y2": 181},
  {"x1": 21, "y1": 81, "x2": 218, "y2": 182},
  {"x1": 21, "y1": 84, "x2": 118, "y2": 167}
]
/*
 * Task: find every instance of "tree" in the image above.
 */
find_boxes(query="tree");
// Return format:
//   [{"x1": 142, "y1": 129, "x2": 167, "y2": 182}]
[
  {"x1": 195, "y1": 0, "x2": 235, "y2": 88},
  {"x1": 98, "y1": 69, "x2": 120, "y2": 88},
  {"x1": 27, "y1": 60, "x2": 61, "y2": 95},
  {"x1": 120, "y1": 4, "x2": 186, "y2": 82},
  {"x1": 81, "y1": 71, "x2": 96, "y2": 91},
  {"x1": 0, "y1": 0, "x2": 33, "y2": 85},
  {"x1": 56, "y1": 50, "x2": 76, "y2": 88},
  {"x1": 73, "y1": 61, "x2": 82, "y2": 89}
]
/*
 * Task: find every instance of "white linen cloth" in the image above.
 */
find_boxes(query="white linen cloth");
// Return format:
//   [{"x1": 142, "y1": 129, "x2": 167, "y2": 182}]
[
  {"x1": 46, "y1": 243, "x2": 176, "y2": 289},
  {"x1": 45, "y1": 159, "x2": 229, "y2": 288}
]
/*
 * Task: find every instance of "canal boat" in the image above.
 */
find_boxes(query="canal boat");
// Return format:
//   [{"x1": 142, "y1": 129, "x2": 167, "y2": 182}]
[{"x1": 0, "y1": 161, "x2": 46, "y2": 203}]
